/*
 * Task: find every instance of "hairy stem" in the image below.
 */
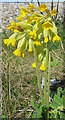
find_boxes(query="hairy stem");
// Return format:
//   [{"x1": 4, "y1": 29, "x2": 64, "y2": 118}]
[
  {"x1": 47, "y1": 51, "x2": 51, "y2": 118},
  {"x1": 34, "y1": 46, "x2": 44, "y2": 104},
  {"x1": 44, "y1": 43, "x2": 49, "y2": 106},
  {"x1": 7, "y1": 61, "x2": 9, "y2": 102}
]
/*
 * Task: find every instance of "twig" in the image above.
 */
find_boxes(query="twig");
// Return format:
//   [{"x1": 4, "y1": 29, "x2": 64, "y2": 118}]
[
  {"x1": 60, "y1": 41, "x2": 64, "y2": 51},
  {"x1": 2, "y1": 48, "x2": 8, "y2": 56},
  {"x1": 37, "y1": 0, "x2": 40, "y2": 6},
  {"x1": 56, "y1": 0, "x2": 59, "y2": 18},
  {"x1": 51, "y1": 0, "x2": 53, "y2": 11},
  {"x1": 18, "y1": 109, "x2": 33, "y2": 112},
  {"x1": 13, "y1": 107, "x2": 28, "y2": 118},
  {"x1": 31, "y1": 0, "x2": 33, "y2": 3},
  {"x1": 2, "y1": 91, "x2": 8, "y2": 118},
  {"x1": 37, "y1": 0, "x2": 43, "y2": 14},
  {"x1": 27, "y1": 111, "x2": 33, "y2": 118}
]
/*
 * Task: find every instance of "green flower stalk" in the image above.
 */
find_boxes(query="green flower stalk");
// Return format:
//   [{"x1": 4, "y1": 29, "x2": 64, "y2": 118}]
[
  {"x1": 44, "y1": 43, "x2": 49, "y2": 106},
  {"x1": 47, "y1": 51, "x2": 51, "y2": 107},
  {"x1": 34, "y1": 46, "x2": 44, "y2": 104},
  {"x1": 7, "y1": 61, "x2": 10, "y2": 102},
  {"x1": 47, "y1": 51, "x2": 51, "y2": 118}
]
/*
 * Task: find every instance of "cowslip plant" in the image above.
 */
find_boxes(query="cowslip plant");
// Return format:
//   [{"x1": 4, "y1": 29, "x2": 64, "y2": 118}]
[{"x1": 3, "y1": 3, "x2": 61, "y2": 118}]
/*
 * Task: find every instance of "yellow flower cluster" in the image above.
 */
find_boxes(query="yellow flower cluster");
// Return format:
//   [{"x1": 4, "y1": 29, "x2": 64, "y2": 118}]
[
  {"x1": 3, "y1": 3, "x2": 61, "y2": 70},
  {"x1": 42, "y1": 21, "x2": 53, "y2": 30},
  {"x1": 17, "y1": 15, "x2": 24, "y2": 21},
  {"x1": 28, "y1": 48, "x2": 33, "y2": 55},
  {"x1": 40, "y1": 64, "x2": 46, "y2": 71},
  {"x1": 7, "y1": 21, "x2": 23, "y2": 33},
  {"x1": 29, "y1": 3, "x2": 37, "y2": 11},
  {"x1": 53, "y1": 34, "x2": 61, "y2": 42},
  {"x1": 32, "y1": 62, "x2": 46, "y2": 71},
  {"x1": 20, "y1": 6, "x2": 29, "y2": 17},
  {"x1": 33, "y1": 40, "x2": 41, "y2": 46},
  {"x1": 51, "y1": 9, "x2": 57, "y2": 16},
  {"x1": 44, "y1": 37, "x2": 49, "y2": 43}
]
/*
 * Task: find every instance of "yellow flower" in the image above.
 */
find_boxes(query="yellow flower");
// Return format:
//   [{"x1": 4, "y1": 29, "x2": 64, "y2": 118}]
[
  {"x1": 40, "y1": 64, "x2": 46, "y2": 71},
  {"x1": 33, "y1": 40, "x2": 41, "y2": 46},
  {"x1": 28, "y1": 48, "x2": 33, "y2": 55},
  {"x1": 20, "y1": 6, "x2": 29, "y2": 17},
  {"x1": 11, "y1": 21, "x2": 16, "y2": 26},
  {"x1": 7, "y1": 21, "x2": 25, "y2": 33},
  {"x1": 32, "y1": 62, "x2": 36, "y2": 68},
  {"x1": 28, "y1": 39, "x2": 33, "y2": 55},
  {"x1": 7, "y1": 21, "x2": 17, "y2": 30},
  {"x1": 7, "y1": 21, "x2": 20, "y2": 32},
  {"x1": 33, "y1": 17, "x2": 42, "y2": 24},
  {"x1": 13, "y1": 48, "x2": 25, "y2": 57},
  {"x1": 28, "y1": 29, "x2": 37, "y2": 40},
  {"x1": 52, "y1": 34, "x2": 61, "y2": 42},
  {"x1": 22, "y1": 53, "x2": 25, "y2": 58},
  {"x1": 42, "y1": 21, "x2": 53, "y2": 30},
  {"x1": 3, "y1": 39, "x2": 16, "y2": 47},
  {"x1": 3, "y1": 39, "x2": 11, "y2": 46},
  {"x1": 29, "y1": 3, "x2": 36, "y2": 11},
  {"x1": 17, "y1": 15, "x2": 24, "y2": 21},
  {"x1": 38, "y1": 3, "x2": 47, "y2": 12},
  {"x1": 11, "y1": 39, "x2": 16, "y2": 47},
  {"x1": 11, "y1": 21, "x2": 20, "y2": 28},
  {"x1": 51, "y1": 9, "x2": 57, "y2": 16},
  {"x1": 7, "y1": 25, "x2": 13, "y2": 30},
  {"x1": 28, "y1": 48, "x2": 33, "y2": 52},
  {"x1": 44, "y1": 37, "x2": 49, "y2": 43},
  {"x1": 45, "y1": 9, "x2": 50, "y2": 15}
]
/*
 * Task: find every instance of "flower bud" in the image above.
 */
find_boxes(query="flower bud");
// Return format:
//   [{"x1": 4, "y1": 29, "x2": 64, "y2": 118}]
[{"x1": 18, "y1": 37, "x2": 28, "y2": 52}]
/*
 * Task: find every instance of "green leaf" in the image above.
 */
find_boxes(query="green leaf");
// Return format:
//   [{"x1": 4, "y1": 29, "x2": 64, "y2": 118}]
[
  {"x1": 59, "y1": 112, "x2": 65, "y2": 119},
  {"x1": 2, "y1": 115, "x2": 7, "y2": 118},
  {"x1": 31, "y1": 99, "x2": 38, "y2": 110}
]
